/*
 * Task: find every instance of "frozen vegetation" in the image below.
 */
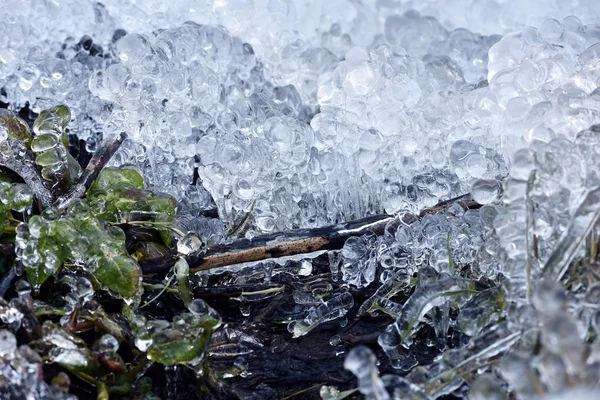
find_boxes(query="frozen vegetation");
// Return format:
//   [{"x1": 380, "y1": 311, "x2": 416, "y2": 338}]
[{"x1": 2, "y1": 0, "x2": 600, "y2": 399}]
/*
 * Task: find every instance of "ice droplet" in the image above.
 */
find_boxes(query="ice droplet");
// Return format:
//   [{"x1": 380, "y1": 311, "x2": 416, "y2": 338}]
[
  {"x1": 0, "y1": 329, "x2": 17, "y2": 357},
  {"x1": 470, "y1": 179, "x2": 501, "y2": 204},
  {"x1": 98, "y1": 334, "x2": 119, "y2": 352},
  {"x1": 344, "y1": 346, "x2": 390, "y2": 400},
  {"x1": 177, "y1": 233, "x2": 203, "y2": 255}
]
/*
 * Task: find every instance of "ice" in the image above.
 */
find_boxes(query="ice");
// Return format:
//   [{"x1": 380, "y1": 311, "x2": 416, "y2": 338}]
[
  {"x1": 470, "y1": 374, "x2": 507, "y2": 400},
  {"x1": 344, "y1": 346, "x2": 390, "y2": 400},
  {"x1": 2, "y1": 2, "x2": 596, "y2": 235},
  {"x1": 2, "y1": 0, "x2": 600, "y2": 398},
  {"x1": 0, "y1": 298, "x2": 23, "y2": 329},
  {"x1": 0, "y1": 329, "x2": 17, "y2": 356},
  {"x1": 98, "y1": 334, "x2": 119, "y2": 352},
  {"x1": 542, "y1": 187, "x2": 600, "y2": 281},
  {"x1": 470, "y1": 179, "x2": 501, "y2": 204},
  {"x1": 0, "y1": 329, "x2": 77, "y2": 400},
  {"x1": 0, "y1": 0, "x2": 514, "y2": 230},
  {"x1": 290, "y1": 292, "x2": 354, "y2": 338}
]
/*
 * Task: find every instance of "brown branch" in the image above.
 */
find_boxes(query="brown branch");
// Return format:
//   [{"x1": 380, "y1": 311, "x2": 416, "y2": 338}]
[
  {"x1": 187, "y1": 194, "x2": 481, "y2": 273},
  {"x1": 0, "y1": 263, "x2": 16, "y2": 297},
  {"x1": 0, "y1": 148, "x2": 53, "y2": 208},
  {"x1": 54, "y1": 132, "x2": 127, "y2": 210}
]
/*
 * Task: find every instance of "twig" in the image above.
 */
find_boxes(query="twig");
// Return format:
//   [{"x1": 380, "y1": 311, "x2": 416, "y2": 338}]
[
  {"x1": 0, "y1": 149, "x2": 53, "y2": 208},
  {"x1": 281, "y1": 383, "x2": 326, "y2": 400},
  {"x1": 187, "y1": 194, "x2": 481, "y2": 273},
  {"x1": 0, "y1": 267, "x2": 16, "y2": 297},
  {"x1": 140, "y1": 273, "x2": 175, "y2": 308},
  {"x1": 226, "y1": 199, "x2": 255, "y2": 238},
  {"x1": 191, "y1": 283, "x2": 285, "y2": 299},
  {"x1": 54, "y1": 132, "x2": 127, "y2": 210},
  {"x1": 188, "y1": 213, "x2": 394, "y2": 272}
]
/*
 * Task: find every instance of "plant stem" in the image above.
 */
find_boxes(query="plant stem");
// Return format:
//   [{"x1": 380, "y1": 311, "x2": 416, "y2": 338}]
[
  {"x1": 97, "y1": 381, "x2": 109, "y2": 400},
  {"x1": 54, "y1": 132, "x2": 127, "y2": 210},
  {"x1": 187, "y1": 194, "x2": 481, "y2": 273},
  {"x1": 241, "y1": 286, "x2": 285, "y2": 296},
  {"x1": 0, "y1": 149, "x2": 53, "y2": 208},
  {"x1": 140, "y1": 274, "x2": 175, "y2": 308}
]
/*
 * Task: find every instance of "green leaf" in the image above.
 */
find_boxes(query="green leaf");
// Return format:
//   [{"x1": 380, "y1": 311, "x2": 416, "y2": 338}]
[
  {"x1": 147, "y1": 329, "x2": 212, "y2": 365},
  {"x1": 65, "y1": 152, "x2": 83, "y2": 185},
  {"x1": 48, "y1": 219, "x2": 80, "y2": 259},
  {"x1": 89, "y1": 168, "x2": 145, "y2": 195},
  {"x1": 155, "y1": 213, "x2": 176, "y2": 247},
  {"x1": 23, "y1": 217, "x2": 65, "y2": 290},
  {"x1": 174, "y1": 258, "x2": 192, "y2": 305},
  {"x1": 31, "y1": 133, "x2": 59, "y2": 152},
  {"x1": 149, "y1": 195, "x2": 177, "y2": 217},
  {"x1": 95, "y1": 255, "x2": 142, "y2": 300},
  {"x1": 42, "y1": 321, "x2": 105, "y2": 377},
  {"x1": 0, "y1": 206, "x2": 6, "y2": 234},
  {"x1": 0, "y1": 109, "x2": 32, "y2": 144},
  {"x1": 33, "y1": 105, "x2": 71, "y2": 136},
  {"x1": 0, "y1": 181, "x2": 33, "y2": 211},
  {"x1": 151, "y1": 195, "x2": 177, "y2": 246},
  {"x1": 29, "y1": 105, "x2": 80, "y2": 189},
  {"x1": 35, "y1": 148, "x2": 63, "y2": 166}
]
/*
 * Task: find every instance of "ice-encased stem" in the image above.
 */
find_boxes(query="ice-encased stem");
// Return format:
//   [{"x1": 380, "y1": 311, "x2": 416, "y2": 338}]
[
  {"x1": 344, "y1": 346, "x2": 391, "y2": 400},
  {"x1": 187, "y1": 195, "x2": 481, "y2": 273},
  {"x1": 423, "y1": 323, "x2": 521, "y2": 397},
  {"x1": 54, "y1": 132, "x2": 127, "y2": 210},
  {"x1": 395, "y1": 276, "x2": 478, "y2": 344},
  {"x1": 291, "y1": 292, "x2": 354, "y2": 338},
  {"x1": 0, "y1": 149, "x2": 53, "y2": 208},
  {"x1": 542, "y1": 186, "x2": 600, "y2": 282}
]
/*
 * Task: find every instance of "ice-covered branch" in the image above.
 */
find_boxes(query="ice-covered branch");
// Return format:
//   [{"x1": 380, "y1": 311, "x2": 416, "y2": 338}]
[
  {"x1": 187, "y1": 194, "x2": 481, "y2": 273},
  {"x1": 0, "y1": 151, "x2": 53, "y2": 208},
  {"x1": 54, "y1": 132, "x2": 127, "y2": 210}
]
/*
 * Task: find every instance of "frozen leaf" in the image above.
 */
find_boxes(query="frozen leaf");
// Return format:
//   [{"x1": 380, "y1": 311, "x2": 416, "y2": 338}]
[
  {"x1": 17, "y1": 203, "x2": 142, "y2": 302},
  {"x1": 42, "y1": 321, "x2": 105, "y2": 377},
  {"x1": 27, "y1": 105, "x2": 81, "y2": 189},
  {"x1": 0, "y1": 109, "x2": 31, "y2": 144},
  {"x1": 136, "y1": 301, "x2": 221, "y2": 365},
  {"x1": 35, "y1": 148, "x2": 63, "y2": 167},
  {"x1": 30, "y1": 133, "x2": 60, "y2": 153},
  {"x1": 33, "y1": 105, "x2": 71, "y2": 136},
  {"x1": 394, "y1": 271, "x2": 477, "y2": 346},
  {"x1": 89, "y1": 167, "x2": 145, "y2": 194},
  {"x1": 146, "y1": 329, "x2": 212, "y2": 365},
  {"x1": 174, "y1": 258, "x2": 192, "y2": 305},
  {"x1": 87, "y1": 168, "x2": 176, "y2": 245},
  {"x1": 1, "y1": 182, "x2": 33, "y2": 211},
  {"x1": 542, "y1": 186, "x2": 600, "y2": 281},
  {"x1": 21, "y1": 217, "x2": 64, "y2": 289},
  {"x1": 95, "y1": 256, "x2": 142, "y2": 301}
]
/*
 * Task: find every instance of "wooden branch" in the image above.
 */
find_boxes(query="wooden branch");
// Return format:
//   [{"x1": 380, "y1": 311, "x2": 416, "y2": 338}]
[
  {"x1": 187, "y1": 194, "x2": 481, "y2": 273},
  {"x1": 54, "y1": 132, "x2": 127, "y2": 210},
  {"x1": 0, "y1": 148, "x2": 53, "y2": 208},
  {"x1": 0, "y1": 243, "x2": 16, "y2": 297}
]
